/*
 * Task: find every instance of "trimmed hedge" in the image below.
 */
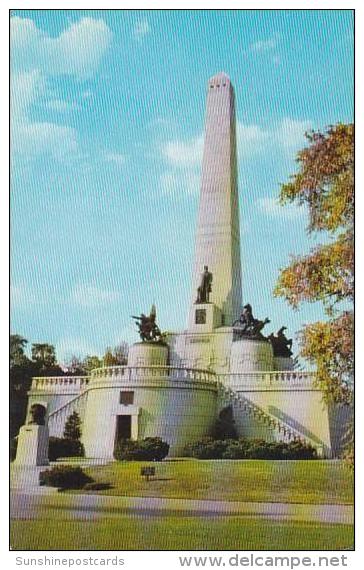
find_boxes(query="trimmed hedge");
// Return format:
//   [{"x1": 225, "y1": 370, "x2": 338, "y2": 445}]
[
  {"x1": 183, "y1": 438, "x2": 317, "y2": 460},
  {"x1": 48, "y1": 437, "x2": 85, "y2": 461},
  {"x1": 39, "y1": 466, "x2": 93, "y2": 489},
  {"x1": 114, "y1": 437, "x2": 169, "y2": 461}
]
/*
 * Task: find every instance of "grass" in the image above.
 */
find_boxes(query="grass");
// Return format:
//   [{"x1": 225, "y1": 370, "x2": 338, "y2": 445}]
[
  {"x1": 10, "y1": 516, "x2": 353, "y2": 551},
  {"x1": 76, "y1": 459, "x2": 353, "y2": 505}
]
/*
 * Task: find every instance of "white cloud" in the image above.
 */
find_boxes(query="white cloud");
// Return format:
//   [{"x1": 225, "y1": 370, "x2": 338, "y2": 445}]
[
  {"x1": 161, "y1": 171, "x2": 200, "y2": 197},
  {"x1": 70, "y1": 284, "x2": 122, "y2": 308},
  {"x1": 11, "y1": 16, "x2": 112, "y2": 79},
  {"x1": 237, "y1": 118, "x2": 311, "y2": 159},
  {"x1": 251, "y1": 37, "x2": 277, "y2": 52},
  {"x1": 11, "y1": 70, "x2": 79, "y2": 160},
  {"x1": 158, "y1": 116, "x2": 310, "y2": 198},
  {"x1": 11, "y1": 17, "x2": 113, "y2": 162},
  {"x1": 11, "y1": 284, "x2": 40, "y2": 310},
  {"x1": 133, "y1": 19, "x2": 151, "y2": 42},
  {"x1": 160, "y1": 134, "x2": 203, "y2": 196},
  {"x1": 236, "y1": 123, "x2": 269, "y2": 157},
  {"x1": 162, "y1": 135, "x2": 204, "y2": 167},
  {"x1": 275, "y1": 117, "x2": 311, "y2": 152},
  {"x1": 104, "y1": 152, "x2": 127, "y2": 166},
  {"x1": 257, "y1": 197, "x2": 306, "y2": 220},
  {"x1": 56, "y1": 336, "x2": 100, "y2": 362},
  {"x1": 46, "y1": 99, "x2": 80, "y2": 113}
]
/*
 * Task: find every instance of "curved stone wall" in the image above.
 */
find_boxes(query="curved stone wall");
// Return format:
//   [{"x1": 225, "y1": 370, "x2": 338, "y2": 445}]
[
  {"x1": 128, "y1": 342, "x2": 169, "y2": 367},
  {"x1": 82, "y1": 366, "x2": 218, "y2": 459},
  {"x1": 230, "y1": 338, "x2": 274, "y2": 373}
]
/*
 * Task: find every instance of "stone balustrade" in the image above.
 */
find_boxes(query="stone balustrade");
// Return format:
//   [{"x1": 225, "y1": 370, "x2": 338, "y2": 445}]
[
  {"x1": 30, "y1": 376, "x2": 90, "y2": 392},
  {"x1": 221, "y1": 370, "x2": 316, "y2": 390},
  {"x1": 90, "y1": 365, "x2": 217, "y2": 385},
  {"x1": 30, "y1": 368, "x2": 316, "y2": 395}
]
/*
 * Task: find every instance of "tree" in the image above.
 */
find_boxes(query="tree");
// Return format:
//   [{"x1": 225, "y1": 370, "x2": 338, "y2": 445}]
[
  {"x1": 82, "y1": 355, "x2": 102, "y2": 374},
  {"x1": 31, "y1": 343, "x2": 57, "y2": 368},
  {"x1": 64, "y1": 355, "x2": 86, "y2": 376},
  {"x1": 114, "y1": 342, "x2": 129, "y2": 365},
  {"x1": 103, "y1": 347, "x2": 119, "y2": 367},
  {"x1": 10, "y1": 334, "x2": 28, "y2": 365},
  {"x1": 10, "y1": 335, "x2": 37, "y2": 438},
  {"x1": 63, "y1": 411, "x2": 82, "y2": 441},
  {"x1": 31, "y1": 343, "x2": 64, "y2": 376},
  {"x1": 274, "y1": 124, "x2": 354, "y2": 404}
]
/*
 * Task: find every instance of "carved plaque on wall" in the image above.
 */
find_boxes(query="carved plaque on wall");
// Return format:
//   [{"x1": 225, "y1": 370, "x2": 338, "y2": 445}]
[{"x1": 195, "y1": 309, "x2": 206, "y2": 324}]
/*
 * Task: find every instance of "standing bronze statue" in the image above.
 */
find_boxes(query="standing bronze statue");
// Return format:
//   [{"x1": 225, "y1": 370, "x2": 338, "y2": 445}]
[{"x1": 196, "y1": 265, "x2": 213, "y2": 303}]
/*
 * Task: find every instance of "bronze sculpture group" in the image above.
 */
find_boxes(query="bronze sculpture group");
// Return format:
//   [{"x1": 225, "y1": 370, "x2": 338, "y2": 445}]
[
  {"x1": 132, "y1": 304, "x2": 164, "y2": 343},
  {"x1": 133, "y1": 266, "x2": 293, "y2": 358}
]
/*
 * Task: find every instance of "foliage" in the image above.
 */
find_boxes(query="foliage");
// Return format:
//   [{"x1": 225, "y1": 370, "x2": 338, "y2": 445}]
[
  {"x1": 211, "y1": 406, "x2": 238, "y2": 440},
  {"x1": 10, "y1": 335, "x2": 38, "y2": 438},
  {"x1": 103, "y1": 349, "x2": 119, "y2": 367},
  {"x1": 113, "y1": 342, "x2": 129, "y2": 365},
  {"x1": 82, "y1": 355, "x2": 103, "y2": 374},
  {"x1": 48, "y1": 437, "x2": 85, "y2": 461},
  {"x1": 114, "y1": 437, "x2": 170, "y2": 461},
  {"x1": 31, "y1": 343, "x2": 57, "y2": 369},
  {"x1": 103, "y1": 343, "x2": 129, "y2": 367},
  {"x1": 39, "y1": 466, "x2": 93, "y2": 489},
  {"x1": 63, "y1": 411, "x2": 82, "y2": 441},
  {"x1": 183, "y1": 438, "x2": 317, "y2": 460},
  {"x1": 274, "y1": 124, "x2": 354, "y2": 407},
  {"x1": 10, "y1": 334, "x2": 64, "y2": 438},
  {"x1": 64, "y1": 355, "x2": 86, "y2": 376}
]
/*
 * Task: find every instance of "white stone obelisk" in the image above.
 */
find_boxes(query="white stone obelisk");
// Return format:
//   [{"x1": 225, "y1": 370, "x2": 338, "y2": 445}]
[{"x1": 189, "y1": 72, "x2": 242, "y2": 329}]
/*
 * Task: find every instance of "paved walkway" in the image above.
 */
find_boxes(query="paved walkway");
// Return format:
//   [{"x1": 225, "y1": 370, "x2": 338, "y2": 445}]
[{"x1": 10, "y1": 489, "x2": 353, "y2": 525}]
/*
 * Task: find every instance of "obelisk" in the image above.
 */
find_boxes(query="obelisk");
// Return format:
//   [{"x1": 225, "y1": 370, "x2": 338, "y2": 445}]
[{"x1": 189, "y1": 72, "x2": 242, "y2": 329}]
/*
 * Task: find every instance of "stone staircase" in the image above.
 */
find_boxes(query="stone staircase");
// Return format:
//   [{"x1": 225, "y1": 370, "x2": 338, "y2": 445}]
[
  {"x1": 44, "y1": 369, "x2": 324, "y2": 456},
  {"x1": 216, "y1": 381, "x2": 324, "y2": 455},
  {"x1": 48, "y1": 390, "x2": 89, "y2": 437}
]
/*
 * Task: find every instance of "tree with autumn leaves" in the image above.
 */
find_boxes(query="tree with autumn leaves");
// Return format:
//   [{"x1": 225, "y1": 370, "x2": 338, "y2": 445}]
[{"x1": 274, "y1": 124, "x2": 354, "y2": 460}]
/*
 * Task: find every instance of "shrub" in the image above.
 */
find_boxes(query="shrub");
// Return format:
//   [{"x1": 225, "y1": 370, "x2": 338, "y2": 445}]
[
  {"x1": 48, "y1": 437, "x2": 85, "y2": 461},
  {"x1": 39, "y1": 466, "x2": 93, "y2": 489},
  {"x1": 211, "y1": 406, "x2": 238, "y2": 440},
  {"x1": 63, "y1": 411, "x2": 82, "y2": 441},
  {"x1": 114, "y1": 437, "x2": 169, "y2": 461},
  {"x1": 183, "y1": 438, "x2": 317, "y2": 460},
  {"x1": 183, "y1": 438, "x2": 230, "y2": 459}
]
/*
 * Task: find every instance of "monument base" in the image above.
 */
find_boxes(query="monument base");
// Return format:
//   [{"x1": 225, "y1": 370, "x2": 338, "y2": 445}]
[
  {"x1": 128, "y1": 341, "x2": 169, "y2": 367},
  {"x1": 230, "y1": 337, "x2": 274, "y2": 372},
  {"x1": 15, "y1": 425, "x2": 49, "y2": 466},
  {"x1": 274, "y1": 356, "x2": 295, "y2": 370},
  {"x1": 188, "y1": 303, "x2": 222, "y2": 332}
]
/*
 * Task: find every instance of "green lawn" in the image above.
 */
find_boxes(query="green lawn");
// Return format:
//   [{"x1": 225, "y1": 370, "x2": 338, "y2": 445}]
[
  {"x1": 77, "y1": 459, "x2": 353, "y2": 505},
  {"x1": 10, "y1": 517, "x2": 353, "y2": 551}
]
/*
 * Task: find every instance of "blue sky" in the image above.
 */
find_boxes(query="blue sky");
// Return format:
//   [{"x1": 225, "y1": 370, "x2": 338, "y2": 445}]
[{"x1": 10, "y1": 10, "x2": 354, "y2": 362}]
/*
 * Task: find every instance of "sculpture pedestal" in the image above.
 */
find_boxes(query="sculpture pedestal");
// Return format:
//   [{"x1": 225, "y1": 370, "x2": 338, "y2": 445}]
[
  {"x1": 128, "y1": 342, "x2": 169, "y2": 367},
  {"x1": 274, "y1": 356, "x2": 295, "y2": 371},
  {"x1": 230, "y1": 338, "x2": 274, "y2": 373},
  {"x1": 188, "y1": 303, "x2": 222, "y2": 332},
  {"x1": 15, "y1": 425, "x2": 49, "y2": 466}
]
